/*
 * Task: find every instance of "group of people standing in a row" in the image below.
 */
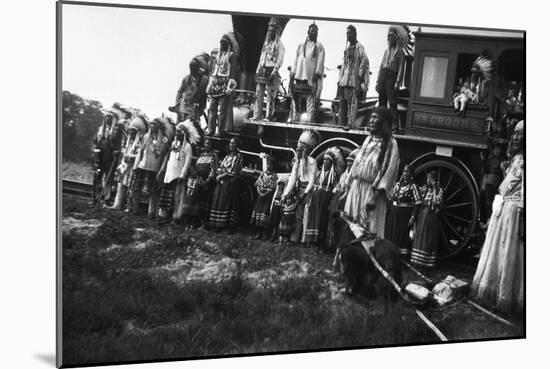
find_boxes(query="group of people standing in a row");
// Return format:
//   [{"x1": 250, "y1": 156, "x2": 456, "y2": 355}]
[
  {"x1": 93, "y1": 108, "x2": 247, "y2": 232},
  {"x1": 253, "y1": 20, "x2": 411, "y2": 130},
  {"x1": 168, "y1": 20, "x2": 412, "y2": 135}
]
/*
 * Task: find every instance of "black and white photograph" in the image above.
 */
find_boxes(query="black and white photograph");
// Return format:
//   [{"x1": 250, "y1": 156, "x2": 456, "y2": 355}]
[{"x1": 45, "y1": 0, "x2": 533, "y2": 367}]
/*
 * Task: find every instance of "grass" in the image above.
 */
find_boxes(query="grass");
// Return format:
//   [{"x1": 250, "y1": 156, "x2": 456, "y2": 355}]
[{"x1": 61, "y1": 195, "x2": 521, "y2": 366}]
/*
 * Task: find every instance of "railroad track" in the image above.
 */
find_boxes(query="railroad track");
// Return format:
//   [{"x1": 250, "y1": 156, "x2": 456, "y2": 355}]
[{"x1": 62, "y1": 179, "x2": 92, "y2": 198}]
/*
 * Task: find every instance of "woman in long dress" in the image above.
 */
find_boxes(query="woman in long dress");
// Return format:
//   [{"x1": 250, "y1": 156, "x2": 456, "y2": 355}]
[
  {"x1": 471, "y1": 121, "x2": 524, "y2": 315},
  {"x1": 196, "y1": 137, "x2": 219, "y2": 225},
  {"x1": 410, "y1": 171, "x2": 443, "y2": 268},
  {"x1": 304, "y1": 147, "x2": 344, "y2": 249},
  {"x1": 250, "y1": 157, "x2": 278, "y2": 240},
  {"x1": 385, "y1": 164, "x2": 421, "y2": 256},
  {"x1": 209, "y1": 137, "x2": 243, "y2": 232}
]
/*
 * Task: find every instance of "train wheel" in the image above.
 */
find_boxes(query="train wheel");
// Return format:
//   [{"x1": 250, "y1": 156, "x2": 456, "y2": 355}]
[{"x1": 413, "y1": 159, "x2": 478, "y2": 260}]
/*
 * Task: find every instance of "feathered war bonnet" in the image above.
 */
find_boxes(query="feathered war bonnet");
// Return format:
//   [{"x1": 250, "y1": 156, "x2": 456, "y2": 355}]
[
  {"x1": 221, "y1": 31, "x2": 243, "y2": 56},
  {"x1": 221, "y1": 31, "x2": 245, "y2": 70},
  {"x1": 297, "y1": 129, "x2": 320, "y2": 154},
  {"x1": 471, "y1": 55, "x2": 493, "y2": 81},
  {"x1": 151, "y1": 116, "x2": 176, "y2": 141},
  {"x1": 101, "y1": 107, "x2": 122, "y2": 124},
  {"x1": 388, "y1": 25, "x2": 414, "y2": 56},
  {"x1": 128, "y1": 114, "x2": 149, "y2": 135},
  {"x1": 323, "y1": 146, "x2": 346, "y2": 176},
  {"x1": 176, "y1": 119, "x2": 204, "y2": 146}
]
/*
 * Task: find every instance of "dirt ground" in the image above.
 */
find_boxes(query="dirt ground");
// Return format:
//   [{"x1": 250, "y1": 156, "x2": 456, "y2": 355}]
[{"x1": 61, "y1": 194, "x2": 524, "y2": 366}]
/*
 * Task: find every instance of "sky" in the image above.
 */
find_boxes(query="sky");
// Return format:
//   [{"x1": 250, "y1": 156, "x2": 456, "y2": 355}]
[{"x1": 62, "y1": 4, "x2": 523, "y2": 120}]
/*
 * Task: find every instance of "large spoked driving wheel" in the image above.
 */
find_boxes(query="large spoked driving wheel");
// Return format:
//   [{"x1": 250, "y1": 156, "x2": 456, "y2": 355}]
[{"x1": 413, "y1": 160, "x2": 479, "y2": 259}]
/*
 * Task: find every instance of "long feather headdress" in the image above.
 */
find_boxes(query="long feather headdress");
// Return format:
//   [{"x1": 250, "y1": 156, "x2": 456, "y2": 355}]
[
  {"x1": 177, "y1": 119, "x2": 203, "y2": 146},
  {"x1": 298, "y1": 129, "x2": 321, "y2": 152},
  {"x1": 388, "y1": 25, "x2": 414, "y2": 57},
  {"x1": 471, "y1": 56, "x2": 493, "y2": 81},
  {"x1": 324, "y1": 146, "x2": 346, "y2": 176}
]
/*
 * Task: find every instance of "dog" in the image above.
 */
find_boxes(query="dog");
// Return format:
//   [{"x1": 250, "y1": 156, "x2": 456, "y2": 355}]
[{"x1": 333, "y1": 212, "x2": 402, "y2": 312}]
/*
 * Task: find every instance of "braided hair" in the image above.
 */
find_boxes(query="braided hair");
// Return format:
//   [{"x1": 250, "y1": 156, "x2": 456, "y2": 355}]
[
  {"x1": 372, "y1": 106, "x2": 393, "y2": 169},
  {"x1": 304, "y1": 23, "x2": 319, "y2": 59}
]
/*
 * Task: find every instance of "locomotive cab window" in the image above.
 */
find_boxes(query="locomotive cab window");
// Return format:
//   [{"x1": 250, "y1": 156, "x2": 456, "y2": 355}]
[{"x1": 419, "y1": 55, "x2": 449, "y2": 99}]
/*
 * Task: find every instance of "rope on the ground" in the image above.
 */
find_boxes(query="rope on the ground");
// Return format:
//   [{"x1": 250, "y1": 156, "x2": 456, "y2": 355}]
[
  {"x1": 339, "y1": 213, "x2": 448, "y2": 342},
  {"x1": 400, "y1": 259, "x2": 515, "y2": 328}
]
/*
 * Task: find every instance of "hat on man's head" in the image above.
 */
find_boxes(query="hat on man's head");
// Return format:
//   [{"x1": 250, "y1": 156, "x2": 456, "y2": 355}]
[
  {"x1": 297, "y1": 129, "x2": 320, "y2": 153},
  {"x1": 324, "y1": 146, "x2": 346, "y2": 175},
  {"x1": 176, "y1": 119, "x2": 203, "y2": 145},
  {"x1": 152, "y1": 116, "x2": 175, "y2": 141},
  {"x1": 129, "y1": 115, "x2": 148, "y2": 135},
  {"x1": 471, "y1": 56, "x2": 493, "y2": 81}
]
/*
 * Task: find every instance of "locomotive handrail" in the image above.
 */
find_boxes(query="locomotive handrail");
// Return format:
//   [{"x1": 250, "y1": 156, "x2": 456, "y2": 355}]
[{"x1": 259, "y1": 135, "x2": 297, "y2": 158}]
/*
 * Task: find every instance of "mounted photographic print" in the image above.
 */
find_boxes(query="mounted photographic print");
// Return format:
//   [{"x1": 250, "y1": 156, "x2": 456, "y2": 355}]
[{"x1": 57, "y1": 0, "x2": 526, "y2": 367}]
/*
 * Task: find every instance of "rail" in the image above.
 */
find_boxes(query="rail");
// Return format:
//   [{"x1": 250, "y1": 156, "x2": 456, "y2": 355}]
[
  {"x1": 401, "y1": 260, "x2": 515, "y2": 328},
  {"x1": 62, "y1": 179, "x2": 92, "y2": 198},
  {"x1": 338, "y1": 213, "x2": 449, "y2": 342}
]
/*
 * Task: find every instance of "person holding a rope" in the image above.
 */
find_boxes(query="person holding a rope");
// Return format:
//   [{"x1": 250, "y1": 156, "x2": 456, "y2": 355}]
[{"x1": 342, "y1": 107, "x2": 400, "y2": 238}]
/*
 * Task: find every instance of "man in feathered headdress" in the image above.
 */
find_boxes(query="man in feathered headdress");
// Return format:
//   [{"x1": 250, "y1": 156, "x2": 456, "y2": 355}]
[
  {"x1": 337, "y1": 25, "x2": 370, "y2": 128},
  {"x1": 92, "y1": 107, "x2": 125, "y2": 204},
  {"x1": 131, "y1": 117, "x2": 171, "y2": 218},
  {"x1": 157, "y1": 120, "x2": 201, "y2": 223},
  {"x1": 376, "y1": 25, "x2": 409, "y2": 132},
  {"x1": 170, "y1": 54, "x2": 210, "y2": 123},
  {"x1": 110, "y1": 114, "x2": 148, "y2": 210},
  {"x1": 253, "y1": 19, "x2": 285, "y2": 121},
  {"x1": 281, "y1": 130, "x2": 320, "y2": 243},
  {"x1": 206, "y1": 33, "x2": 240, "y2": 136},
  {"x1": 289, "y1": 22, "x2": 326, "y2": 123},
  {"x1": 468, "y1": 55, "x2": 491, "y2": 105}
]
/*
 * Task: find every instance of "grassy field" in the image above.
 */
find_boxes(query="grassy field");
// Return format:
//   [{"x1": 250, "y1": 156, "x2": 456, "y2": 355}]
[{"x1": 61, "y1": 195, "x2": 523, "y2": 367}]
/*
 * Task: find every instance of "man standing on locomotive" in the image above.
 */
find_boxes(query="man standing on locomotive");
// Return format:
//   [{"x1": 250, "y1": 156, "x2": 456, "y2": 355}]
[
  {"x1": 376, "y1": 26, "x2": 408, "y2": 132},
  {"x1": 337, "y1": 25, "x2": 370, "y2": 129},
  {"x1": 253, "y1": 19, "x2": 285, "y2": 121},
  {"x1": 343, "y1": 107, "x2": 400, "y2": 237},
  {"x1": 206, "y1": 33, "x2": 239, "y2": 136},
  {"x1": 289, "y1": 23, "x2": 325, "y2": 123},
  {"x1": 281, "y1": 130, "x2": 320, "y2": 244},
  {"x1": 170, "y1": 54, "x2": 210, "y2": 123}
]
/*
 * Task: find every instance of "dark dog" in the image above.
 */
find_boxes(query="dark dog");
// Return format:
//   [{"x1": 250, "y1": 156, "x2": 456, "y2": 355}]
[{"x1": 333, "y1": 213, "x2": 402, "y2": 312}]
